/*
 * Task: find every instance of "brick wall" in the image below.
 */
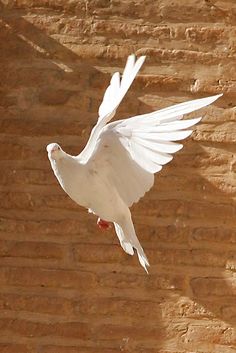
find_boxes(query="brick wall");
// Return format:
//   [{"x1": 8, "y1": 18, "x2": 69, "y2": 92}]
[{"x1": 0, "y1": 1, "x2": 236, "y2": 352}]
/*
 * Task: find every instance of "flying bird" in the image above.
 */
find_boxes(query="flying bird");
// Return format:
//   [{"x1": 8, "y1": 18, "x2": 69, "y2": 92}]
[{"x1": 47, "y1": 55, "x2": 222, "y2": 273}]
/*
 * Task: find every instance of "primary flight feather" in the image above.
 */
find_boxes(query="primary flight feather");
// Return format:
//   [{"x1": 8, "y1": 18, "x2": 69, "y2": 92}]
[{"x1": 47, "y1": 55, "x2": 222, "y2": 273}]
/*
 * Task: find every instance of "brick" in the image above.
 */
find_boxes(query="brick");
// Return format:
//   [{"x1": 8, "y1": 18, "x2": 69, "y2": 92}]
[
  {"x1": 135, "y1": 224, "x2": 190, "y2": 245},
  {"x1": 93, "y1": 322, "x2": 188, "y2": 342},
  {"x1": 139, "y1": 47, "x2": 227, "y2": 65},
  {"x1": 149, "y1": 248, "x2": 234, "y2": 268},
  {"x1": 0, "y1": 318, "x2": 90, "y2": 339},
  {"x1": 0, "y1": 119, "x2": 90, "y2": 138},
  {"x1": 161, "y1": 297, "x2": 217, "y2": 320},
  {"x1": 185, "y1": 27, "x2": 227, "y2": 44},
  {"x1": 0, "y1": 168, "x2": 54, "y2": 185},
  {"x1": 0, "y1": 217, "x2": 94, "y2": 238},
  {"x1": 93, "y1": 322, "x2": 162, "y2": 341},
  {"x1": 160, "y1": 2, "x2": 229, "y2": 23},
  {"x1": 40, "y1": 346, "x2": 118, "y2": 353},
  {"x1": 0, "y1": 191, "x2": 76, "y2": 210},
  {"x1": 0, "y1": 292, "x2": 73, "y2": 316},
  {"x1": 185, "y1": 324, "x2": 235, "y2": 346},
  {"x1": 0, "y1": 142, "x2": 32, "y2": 160},
  {"x1": 152, "y1": 173, "x2": 236, "y2": 201},
  {"x1": 170, "y1": 149, "x2": 232, "y2": 172},
  {"x1": 92, "y1": 21, "x2": 171, "y2": 40},
  {"x1": 98, "y1": 272, "x2": 185, "y2": 291},
  {"x1": 222, "y1": 305, "x2": 236, "y2": 322},
  {"x1": 0, "y1": 240, "x2": 65, "y2": 260},
  {"x1": 136, "y1": 199, "x2": 236, "y2": 225},
  {"x1": 192, "y1": 227, "x2": 236, "y2": 244},
  {"x1": 38, "y1": 89, "x2": 74, "y2": 105},
  {"x1": 73, "y1": 243, "x2": 125, "y2": 264},
  {"x1": 0, "y1": 267, "x2": 97, "y2": 289},
  {"x1": 0, "y1": 344, "x2": 33, "y2": 353},
  {"x1": 190, "y1": 277, "x2": 236, "y2": 297},
  {"x1": 73, "y1": 297, "x2": 156, "y2": 317}
]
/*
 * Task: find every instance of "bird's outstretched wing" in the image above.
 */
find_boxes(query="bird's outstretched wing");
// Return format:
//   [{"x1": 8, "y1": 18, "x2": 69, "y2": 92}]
[
  {"x1": 78, "y1": 55, "x2": 146, "y2": 163},
  {"x1": 98, "y1": 55, "x2": 146, "y2": 120},
  {"x1": 87, "y1": 94, "x2": 222, "y2": 207}
]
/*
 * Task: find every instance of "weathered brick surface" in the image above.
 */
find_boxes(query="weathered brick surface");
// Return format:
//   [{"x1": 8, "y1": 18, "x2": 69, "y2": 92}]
[{"x1": 0, "y1": 0, "x2": 236, "y2": 352}]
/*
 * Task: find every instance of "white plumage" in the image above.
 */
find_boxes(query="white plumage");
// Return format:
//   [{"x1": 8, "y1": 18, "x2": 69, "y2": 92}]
[{"x1": 47, "y1": 55, "x2": 222, "y2": 273}]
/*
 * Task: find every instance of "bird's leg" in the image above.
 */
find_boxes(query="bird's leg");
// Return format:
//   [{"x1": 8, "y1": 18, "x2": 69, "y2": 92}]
[{"x1": 97, "y1": 218, "x2": 112, "y2": 230}]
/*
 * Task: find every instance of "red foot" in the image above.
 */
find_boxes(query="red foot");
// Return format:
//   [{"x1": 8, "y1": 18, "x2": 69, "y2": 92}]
[{"x1": 97, "y1": 218, "x2": 112, "y2": 231}]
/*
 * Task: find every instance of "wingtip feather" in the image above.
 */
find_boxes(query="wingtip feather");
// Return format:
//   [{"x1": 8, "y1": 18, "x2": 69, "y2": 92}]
[
  {"x1": 137, "y1": 251, "x2": 150, "y2": 274},
  {"x1": 137, "y1": 55, "x2": 146, "y2": 65},
  {"x1": 201, "y1": 93, "x2": 223, "y2": 105}
]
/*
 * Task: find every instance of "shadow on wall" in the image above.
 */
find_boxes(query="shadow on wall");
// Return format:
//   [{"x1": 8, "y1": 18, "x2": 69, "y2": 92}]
[
  {"x1": 0, "y1": 2, "x2": 235, "y2": 352},
  {"x1": 0, "y1": 5, "x2": 164, "y2": 352},
  {"x1": 134, "y1": 140, "x2": 236, "y2": 328},
  {"x1": 0, "y1": 2, "x2": 100, "y2": 150},
  {"x1": 0, "y1": 2, "x2": 150, "y2": 153}
]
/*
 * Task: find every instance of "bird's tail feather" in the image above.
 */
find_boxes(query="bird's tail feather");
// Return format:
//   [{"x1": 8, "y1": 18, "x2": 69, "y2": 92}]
[
  {"x1": 114, "y1": 223, "x2": 134, "y2": 255},
  {"x1": 114, "y1": 215, "x2": 150, "y2": 273}
]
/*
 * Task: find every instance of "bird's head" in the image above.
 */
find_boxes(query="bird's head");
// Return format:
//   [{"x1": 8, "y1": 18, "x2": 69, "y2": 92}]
[{"x1": 46, "y1": 143, "x2": 64, "y2": 160}]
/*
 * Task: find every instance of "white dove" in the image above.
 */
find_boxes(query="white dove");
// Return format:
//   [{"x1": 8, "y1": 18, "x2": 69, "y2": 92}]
[{"x1": 47, "y1": 55, "x2": 222, "y2": 273}]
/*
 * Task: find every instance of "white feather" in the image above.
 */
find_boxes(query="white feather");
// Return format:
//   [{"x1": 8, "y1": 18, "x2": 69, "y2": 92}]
[
  {"x1": 135, "y1": 117, "x2": 202, "y2": 131},
  {"x1": 131, "y1": 94, "x2": 222, "y2": 124},
  {"x1": 79, "y1": 55, "x2": 146, "y2": 163},
  {"x1": 98, "y1": 72, "x2": 120, "y2": 118},
  {"x1": 132, "y1": 130, "x2": 193, "y2": 141},
  {"x1": 129, "y1": 141, "x2": 163, "y2": 174},
  {"x1": 132, "y1": 137, "x2": 183, "y2": 154}
]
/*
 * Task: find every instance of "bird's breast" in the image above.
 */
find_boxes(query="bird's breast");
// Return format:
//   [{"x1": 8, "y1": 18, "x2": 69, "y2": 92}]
[
  {"x1": 51, "y1": 157, "x2": 92, "y2": 208},
  {"x1": 50, "y1": 155, "x2": 117, "y2": 219}
]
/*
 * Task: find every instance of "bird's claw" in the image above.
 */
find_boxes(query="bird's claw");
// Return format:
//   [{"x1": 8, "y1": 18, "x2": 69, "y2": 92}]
[{"x1": 97, "y1": 218, "x2": 112, "y2": 230}]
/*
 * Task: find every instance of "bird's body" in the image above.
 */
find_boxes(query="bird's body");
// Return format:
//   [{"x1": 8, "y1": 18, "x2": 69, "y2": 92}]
[
  {"x1": 49, "y1": 154, "x2": 90, "y2": 208},
  {"x1": 47, "y1": 55, "x2": 222, "y2": 272},
  {"x1": 49, "y1": 148, "x2": 125, "y2": 220}
]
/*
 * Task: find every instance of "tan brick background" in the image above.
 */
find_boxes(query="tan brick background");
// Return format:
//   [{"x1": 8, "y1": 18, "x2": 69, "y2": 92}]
[{"x1": 0, "y1": 1, "x2": 236, "y2": 352}]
